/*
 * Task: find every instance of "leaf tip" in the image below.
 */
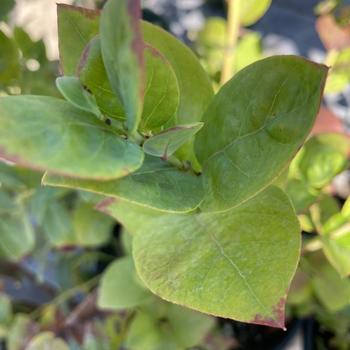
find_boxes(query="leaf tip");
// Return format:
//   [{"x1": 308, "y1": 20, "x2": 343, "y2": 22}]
[{"x1": 250, "y1": 296, "x2": 286, "y2": 329}]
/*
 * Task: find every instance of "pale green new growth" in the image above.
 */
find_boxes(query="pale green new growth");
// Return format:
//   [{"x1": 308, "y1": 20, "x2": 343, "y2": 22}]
[
  {"x1": 56, "y1": 76, "x2": 101, "y2": 117},
  {"x1": 143, "y1": 123, "x2": 203, "y2": 159}
]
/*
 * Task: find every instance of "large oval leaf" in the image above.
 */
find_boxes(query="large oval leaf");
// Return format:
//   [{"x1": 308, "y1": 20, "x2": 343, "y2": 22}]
[
  {"x1": 195, "y1": 56, "x2": 328, "y2": 212},
  {"x1": 43, "y1": 156, "x2": 204, "y2": 213},
  {"x1": 0, "y1": 96, "x2": 144, "y2": 179},
  {"x1": 98, "y1": 186, "x2": 300, "y2": 328}
]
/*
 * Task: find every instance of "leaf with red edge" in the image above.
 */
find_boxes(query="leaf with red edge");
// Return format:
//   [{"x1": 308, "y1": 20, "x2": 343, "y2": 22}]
[
  {"x1": 100, "y1": 0, "x2": 144, "y2": 133},
  {"x1": 57, "y1": 4, "x2": 100, "y2": 75},
  {"x1": 0, "y1": 96, "x2": 144, "y2": 180},
  {"x1": 96, "y1": 185, "x2": 300, "y2": 329}
]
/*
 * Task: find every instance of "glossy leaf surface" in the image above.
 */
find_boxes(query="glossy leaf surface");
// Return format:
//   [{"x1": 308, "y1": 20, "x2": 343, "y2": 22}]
[
  {"x1": 195, "y1": 56, "x2": 327, "y2": 212},
  {"x1": 102, "y1": 186, "x2": 300, "y2": 328},
  {"x1": 0, "y1": 96, "x2": 144, "y2": 179}
]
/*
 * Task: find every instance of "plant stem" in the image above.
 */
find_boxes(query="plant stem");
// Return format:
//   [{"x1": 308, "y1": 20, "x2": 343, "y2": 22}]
[
  {"x1": 129, "y1": 130, "x2": 144, "y2": 145},
  {"x1": 220, "y1": 0, "x2": 241, "y2": 86},
  {"x1": 166, "y1": 155, "x2": 184, "y2": 169}
]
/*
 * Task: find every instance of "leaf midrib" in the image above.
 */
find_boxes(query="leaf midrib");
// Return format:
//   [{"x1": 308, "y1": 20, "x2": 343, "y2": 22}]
[{"x1": 194, "y1": 214, "x2": 271, "y2": 316}]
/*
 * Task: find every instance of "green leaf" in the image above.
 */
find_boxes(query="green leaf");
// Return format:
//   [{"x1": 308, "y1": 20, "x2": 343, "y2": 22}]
[
  {"x1": 342, "y1": 195, "x2": 350, "y2": 218},
  {"x1": 0, "y1": 30, "x2": 20, "y2": 86},
  {"x1": 13, "y1": 27, "x2": 47, "y2": 63},
  {"x1": 240, "y1": 0, "x2": 272, "y2": 26},
  {"x1": 285, "y1": 179, "x2": 319, "y2": 213},
  {"x1": 0, "y1": 0, "x2": 15, "y2": 21},
  {"x1": 57, "y1": 4, "x2": 100, "y2": 75},
  {"x1": 143, "y1": 123, "x2": 203, "y2": 159},
  {"x1": 27, "y1": 187, "x2": 66, "y2": 226},
  {"x1": 43, "y1": 156, "x2": 204, "y2": 213},
  {"x1": 27, "y1": 332, "x2": 69, "y2": 350},
  {"x1": 121, "y1": 229, "x2": 133, "y2": 255},
  {"x1": 195, "y1": 56, "x2": 328, "y2": 212},
  {"x1": 100, "y1": 0, "x2": 144, "y2": 133},
  {"x1": 311, "y1": 258, "x2": 350, "y2": 311},
  {"x1": 322, "y1": 232, "x2": 350, "y2": 277},
  {"x1": 195, "y1": 17, "x2": 226, "y2": 77},
  {"x1": 72, "y1": 202, "x2": 114, "y2": 247},
  {"x1": 57, "y1": 5, "x2": 212, "y2": 137},
  {"x1": 142, "y1": 21, "x2": 214, "y2": 165},
  {"x1": 0, "y1": 293, "x2": 12, "y2": 327},
  {"x1": 98, "y1": 257, "x2": 153, "y2": 310},
  {"x1": 126, "y1": 301, "x2": 214, "y2": 350},
  {"x1": 0, "y1": 193, "x2": 34, "y2": 260},
  {"x1": 0, "y1": 96, "x2": 144, "y2": 179},
  {"x1": 292, "y1": 133, "x2": 349, "y2": 189},
  {"x1": 79, "y1": 38, "x2": 180, "y2": 131},
  {"x1": 325, "y1": 48, "x2": 350, "y2": 94},
  {"x1": 42, "y1": 201, "x2": 74, "y2": 247},
  {"x1": 142, "y1": 22, "x2": 213, "y2": 125},
  {"x1": 7, "y1": 315, "x2": 32, "y2": 350},
  {"x1": 56, "y1": 76, "x2": 100, "y2": 117},
  {"x1": 235, "y1": 32, "x2": 263, "y2": 72},
  {"x1": 103, "y1": 186, "x2": 300, "y2": 328},
  {"x1": 139, "y1": 45, "x2": 180, "y2": 131},
  {"x1": 0, "y1": 163, "x2": 27, "y2": 191},
  {"x1": 78, "y1": 37, "x2": 125, "y2": 120}
]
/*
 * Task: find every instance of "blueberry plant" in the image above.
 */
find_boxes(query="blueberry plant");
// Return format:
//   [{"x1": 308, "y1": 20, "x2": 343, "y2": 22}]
[{"x1": 0, "y1": 0, "x2": 329, "y2": 335}]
